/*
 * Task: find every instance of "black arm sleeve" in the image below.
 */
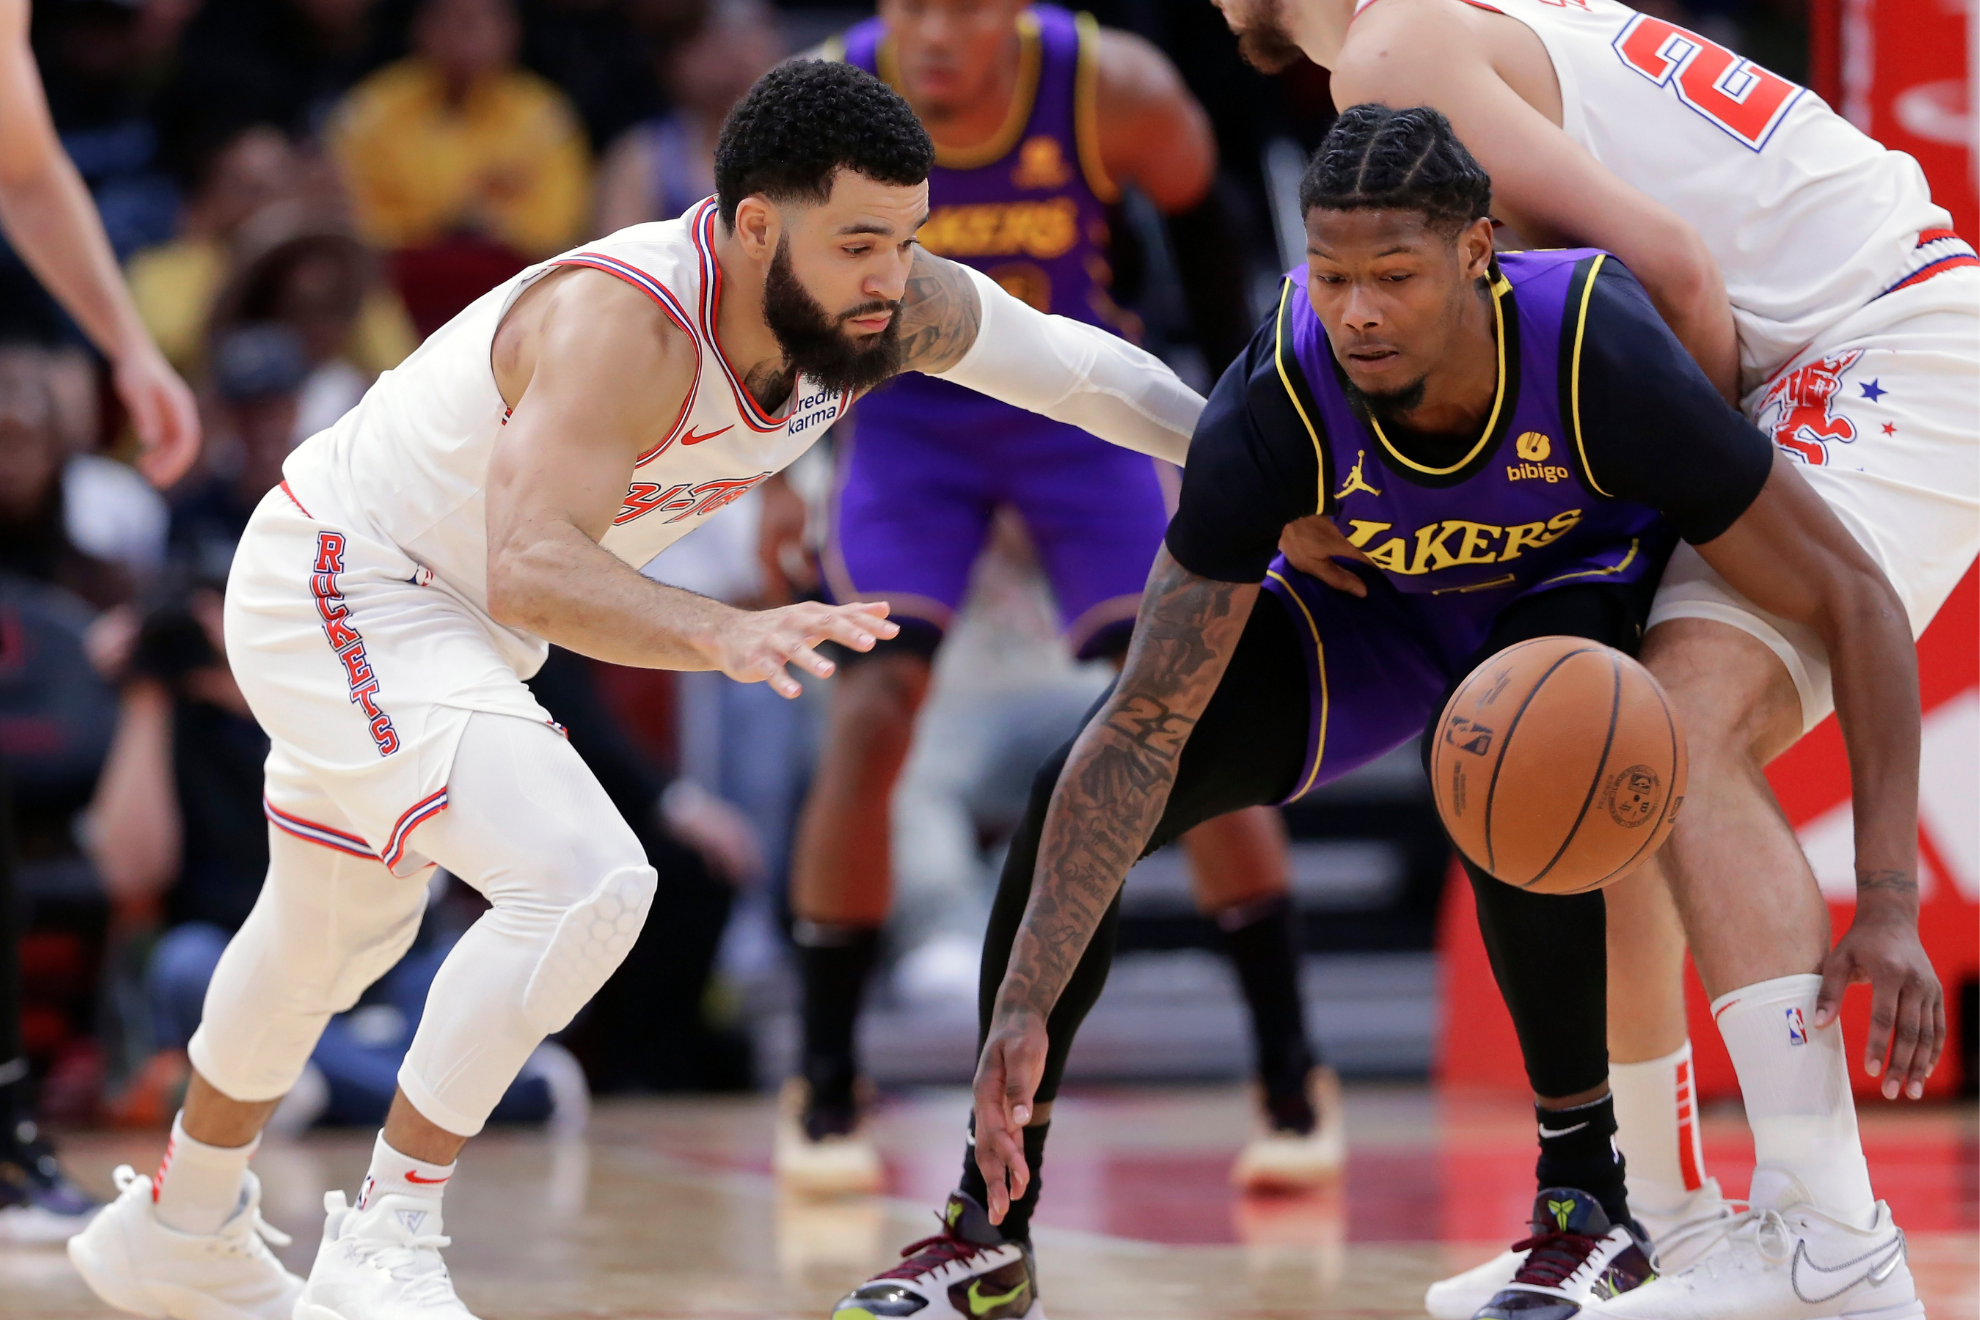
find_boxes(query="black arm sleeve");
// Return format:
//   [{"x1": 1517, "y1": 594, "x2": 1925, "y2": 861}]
[
  {"x1": 1571, "y1": 260, "x2": 1774, "y2": 544},
  {"x1": 1161, "y1": 184, "x2": 1257, "y2": 377},
  {"x1": 1163, "y1": 308, "x2": 1323, "y2": 582}
]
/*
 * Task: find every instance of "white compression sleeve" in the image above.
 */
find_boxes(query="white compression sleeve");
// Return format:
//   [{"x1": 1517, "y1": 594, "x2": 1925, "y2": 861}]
[{"x1": 930, "y1": 263, "x2": 1203, "y2": 466}]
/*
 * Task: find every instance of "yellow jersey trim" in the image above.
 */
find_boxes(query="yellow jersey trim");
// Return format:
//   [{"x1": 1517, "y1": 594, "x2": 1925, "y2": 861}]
[
  {"x1": 1367, "y1": 272, "x2": 1513, "y2": 476},
  {"x1": 1274, "y1": 280, "x2": 1328, "y2": 514},
  {"x1": 881, "y1": 13, "x2": 1043, "y2": 170},
  {"x1": 1537, "y1": 537, "x2": 1639, "y2": 588},
  {"x1": 1568, "y1": 253, "x2": 1613, "y2": 497},
  {"x1": 1266, "y1": 570, "x2": 1329, "y2": 800},
  {"x1": 1073, "y1": 13, "x2": 1121, "y2": 203}
]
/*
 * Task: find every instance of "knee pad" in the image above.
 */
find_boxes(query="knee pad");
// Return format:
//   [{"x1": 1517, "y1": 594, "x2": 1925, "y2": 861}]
[{"x1": 521, "y1": 864, "x2": 657, "y2": 1034}]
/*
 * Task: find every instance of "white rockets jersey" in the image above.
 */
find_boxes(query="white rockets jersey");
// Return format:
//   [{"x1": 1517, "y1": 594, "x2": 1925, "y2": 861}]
[
  {"x1": 281, "y1": 197, "x2": 848, "y2": 676},
  {"x1": 1356, "y1": 0, "x2": 1957, "y2": 388}
]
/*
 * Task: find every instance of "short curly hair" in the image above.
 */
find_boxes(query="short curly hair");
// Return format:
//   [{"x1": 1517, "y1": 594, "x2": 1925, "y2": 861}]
[
  {"x1": 1299, "y1": 104, "x2": 1492, "y2": 236},
  {"x1": 714, "y1": 61, "x2": 934, "y2": 227}
]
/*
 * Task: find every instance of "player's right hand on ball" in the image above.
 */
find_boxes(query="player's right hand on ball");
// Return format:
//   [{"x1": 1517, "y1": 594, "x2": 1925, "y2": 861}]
[
  {"x1": 972, "y1": 1011, "x2": 1048, "y2": 1224},
  {"x1": 715, "y1": 600, "x2": 897, "y2": 698}
]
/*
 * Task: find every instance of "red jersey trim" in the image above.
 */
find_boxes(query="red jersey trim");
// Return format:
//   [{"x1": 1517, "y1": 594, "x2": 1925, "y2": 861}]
[
  {"x1": 264, "y1": 798, "x2": 377, "y2": 860},
  {"x1": 690, "y1": 201, "x2": 790, "y2": 434},
  {"x1": 380, "y1": 789, "x2": 451, "y2": 871},
  {"x1": 547, "y1": 253, "x2": 701, "y2": 465}
]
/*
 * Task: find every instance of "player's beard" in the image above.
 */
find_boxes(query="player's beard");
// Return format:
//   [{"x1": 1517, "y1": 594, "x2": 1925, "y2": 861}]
[
  {"x1": 762, "y1": 238, "x2": 904, "y2": 396},
  {"x1": 1225, "y1": 0, "x2": 1305, "y2": 73},
  {"x1": 1340, "y1": 372, "x2": 1429, "y2": 429}
]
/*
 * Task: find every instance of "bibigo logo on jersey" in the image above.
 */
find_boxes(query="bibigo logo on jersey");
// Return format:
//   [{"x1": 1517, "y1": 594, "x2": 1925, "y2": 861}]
[{"x1": 1757, "y1": 350, "x2": 1863, "y2": 466}]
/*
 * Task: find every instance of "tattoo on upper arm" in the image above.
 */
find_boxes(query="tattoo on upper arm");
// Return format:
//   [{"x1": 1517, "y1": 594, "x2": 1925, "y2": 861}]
[
  {"x1": 996, "y1": 552, "x2": 1254, "y2": 1020},
  {"x1": 896, "y1": 252, "x2": 983, "y2": 375}
]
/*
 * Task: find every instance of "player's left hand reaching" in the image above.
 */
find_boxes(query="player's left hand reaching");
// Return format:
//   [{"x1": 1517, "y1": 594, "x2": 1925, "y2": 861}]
[
  {"x1": 113, "y1": 337, "x2": 201, "y2": 488},
  {"x1": 1814, "y1": 896, "x2": 1944, "y2": 1101},
  {"x1": 971, "y1": 1009, "x2": 1049, "y2": 1224}
]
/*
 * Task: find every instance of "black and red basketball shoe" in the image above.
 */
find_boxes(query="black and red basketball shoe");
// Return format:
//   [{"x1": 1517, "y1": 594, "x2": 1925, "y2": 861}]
[{"x1": 832, "y1": 1192, "x2": 1041, "y2": 1320}]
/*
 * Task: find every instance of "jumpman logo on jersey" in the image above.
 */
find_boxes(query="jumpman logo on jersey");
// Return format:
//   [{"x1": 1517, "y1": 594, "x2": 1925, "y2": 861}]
[{"x1": 1336, "y1": 449, "x2": 1383, "y2": 499}]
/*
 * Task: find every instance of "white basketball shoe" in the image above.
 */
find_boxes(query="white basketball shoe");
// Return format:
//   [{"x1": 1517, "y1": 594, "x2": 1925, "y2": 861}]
[
  {"x1": 1232, "y1": 1066, "x2": 1347, "y2": 1192},
  {"x1": 1582, "y1": 1182, "x2": 1921, "y2": 1320},
  {"x1": 1426, "y1": 1178, "x2": 1741, "y2": 1319},
  {"x1": 773, "y1": 1077, "x2": 882, "y2": 1196},
  {"x1": 294, "y1": 1189, "x2": 477, "y2": 1320},
  {"x1": 67, "y1": 1166, "x2": 302, "y2": 1320}
]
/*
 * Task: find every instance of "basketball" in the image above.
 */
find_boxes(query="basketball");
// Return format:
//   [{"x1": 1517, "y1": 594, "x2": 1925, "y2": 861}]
[{"x1": 1431, "y1": 636, "x2": 1687, "y2": 895}]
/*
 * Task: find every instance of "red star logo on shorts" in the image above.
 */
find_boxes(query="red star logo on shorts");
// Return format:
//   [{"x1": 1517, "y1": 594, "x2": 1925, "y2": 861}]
[{"x1": 1881, "y1": 422, "x2": 1897, "y2": 436}]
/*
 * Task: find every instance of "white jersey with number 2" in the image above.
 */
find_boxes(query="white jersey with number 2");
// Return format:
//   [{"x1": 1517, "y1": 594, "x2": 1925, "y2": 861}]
[{"x1": 1356, "y1": 0, "x2": 1959, "y2": 389}]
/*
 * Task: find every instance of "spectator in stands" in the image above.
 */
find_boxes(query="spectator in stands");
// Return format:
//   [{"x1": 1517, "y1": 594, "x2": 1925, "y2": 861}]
[
  {"x1": 161, "y1": 0, "x2": 397, "y2": 144},
  {"x1": 167, "y1": 324, "x2": 307, "y2": 582},
  {"x1": 520, "y1": 0, "x2": 664, "y2": 152},
  {"x1": 595, "y1": 0, "x2": 780, "y2": 232},
  {"x1": 206, "y1": 212, "x2": 417, "y2": 441},
  {"x1": 0, "y1": 344, "x2": 171, "y2": 587},
  {"x1": 125, "y1": 124, "x2": 300, "y2": 377},
  {"x1": 0, "y1": 358, "x2": 130, "y2": 609},
  {"x1": 330, "y1": 0, "x2": 590, "y2": 331}
]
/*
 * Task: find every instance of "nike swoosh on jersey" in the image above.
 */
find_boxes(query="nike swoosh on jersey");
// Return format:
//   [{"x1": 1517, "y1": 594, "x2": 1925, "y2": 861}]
[
  {"x1": 680, "y1": 425, "x2": 733, "y2": 445},
  {"x1": 1789, "y1": 1234, "x2": 1906, "y2": 1305},
  {"x1": 1537, "y1": 1122, "x2": 1590, "y2": 1138}
]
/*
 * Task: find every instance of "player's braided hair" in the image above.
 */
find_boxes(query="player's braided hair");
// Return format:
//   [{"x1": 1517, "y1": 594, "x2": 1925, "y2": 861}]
[
  {"x1": 715, "y1": 61, "x2": 934, "y2": 226},
  {"x1": 1298, "y1": 104, "x2": 1492, "y2": 235}
]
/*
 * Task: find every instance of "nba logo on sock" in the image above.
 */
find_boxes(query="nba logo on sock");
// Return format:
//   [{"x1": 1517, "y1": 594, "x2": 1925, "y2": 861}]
[{"x1": 1785, "y1": 1006, "x2": 1808, "y2": 1045}]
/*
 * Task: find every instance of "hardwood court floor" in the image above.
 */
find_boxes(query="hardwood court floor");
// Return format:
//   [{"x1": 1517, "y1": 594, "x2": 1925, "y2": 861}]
[{"x1": 5, "y1": 1085, "x2": 1975, "y2": 1319}]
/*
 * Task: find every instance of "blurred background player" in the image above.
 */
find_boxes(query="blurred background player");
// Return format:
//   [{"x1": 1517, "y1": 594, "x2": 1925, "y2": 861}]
[
  {"x1": 0, "y1": 0, "x2": 199, "y2": 1241},
  {"x1": 768, "y1": 0, "x2": 1339, "y2": 1195}
]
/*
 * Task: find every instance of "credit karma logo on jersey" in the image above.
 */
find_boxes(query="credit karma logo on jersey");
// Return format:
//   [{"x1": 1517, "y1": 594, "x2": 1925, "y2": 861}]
[
  {"x1": 309, "y1": 531, "x2": 399, "y2": 756},
  {"x1": 1340, "y1": 510, "x2": 1583, "y2": 575},
  {"x1": 616, "y1": 472, "x2": 770, "y2": 526}
]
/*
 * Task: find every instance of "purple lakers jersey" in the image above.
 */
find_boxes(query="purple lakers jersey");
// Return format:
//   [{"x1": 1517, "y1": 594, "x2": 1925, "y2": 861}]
[
  {"x1": 838, "y1": 4, "x2": 1132, "y2": 433},
  {"x1": 1277, "y1": 249, "x2": 1671, "y2": 598}
]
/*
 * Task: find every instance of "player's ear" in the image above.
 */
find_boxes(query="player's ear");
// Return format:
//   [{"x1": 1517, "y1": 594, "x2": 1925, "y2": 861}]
[
  {"x1": 732, "y1": 196, "x2": 780, "y2": 262},
  {"x1": 1459, "y1": 217, "x2": 1495, "y2": 282}
]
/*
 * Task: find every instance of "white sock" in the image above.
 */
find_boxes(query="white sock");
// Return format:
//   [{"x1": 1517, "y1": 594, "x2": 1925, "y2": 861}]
[
  {"x1": 152, "y1": 1112, "x2": 254, "y2": 1235},
  {"x1": 356, "y1": 1131, "x2": 455, "y2": 1210},
  {"x1": 1612, "y1": 1040, "x2": 1708, "y2": 1216},
  {"x1": 1712, "y1": 973, "x2": 1876, "y2": 1227}
]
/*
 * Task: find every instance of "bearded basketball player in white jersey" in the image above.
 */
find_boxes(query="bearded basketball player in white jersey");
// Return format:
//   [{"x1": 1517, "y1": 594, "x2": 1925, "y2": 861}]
[
  {"x1": 65, "y1": 61, "x2": 1203, "y2": 1320},
  {"x1": 1235, "y1": 1, "x2": 1974, "y2": 1318}
]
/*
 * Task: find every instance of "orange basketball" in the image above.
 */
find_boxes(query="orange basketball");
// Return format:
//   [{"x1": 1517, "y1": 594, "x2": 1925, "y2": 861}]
[{"x1": 1431, "y1": 636, "x2": 1687, "y2": 895}]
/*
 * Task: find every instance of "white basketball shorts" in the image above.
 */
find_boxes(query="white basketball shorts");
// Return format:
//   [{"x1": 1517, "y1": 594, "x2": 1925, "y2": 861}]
[
  {"x1": 223, "y1": 483, "x2": 558, "y2": 876},
  {"x1": 1648, "y1": 264, "x2": 1980, "y2": 732}
]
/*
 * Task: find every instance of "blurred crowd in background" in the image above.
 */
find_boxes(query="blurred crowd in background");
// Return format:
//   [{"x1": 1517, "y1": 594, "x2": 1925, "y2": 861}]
[{"x1": 0, "y1": 0, "x2": 1810, "y2": 1133}]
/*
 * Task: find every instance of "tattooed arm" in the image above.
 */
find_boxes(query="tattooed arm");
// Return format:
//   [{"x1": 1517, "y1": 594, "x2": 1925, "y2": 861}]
[
  {"x1": 895, "y1": 247, "x2": 1204, "y2": 464},
  {"x1": 972, "y1": 547, "x2": 1257, "y2": 1220}
]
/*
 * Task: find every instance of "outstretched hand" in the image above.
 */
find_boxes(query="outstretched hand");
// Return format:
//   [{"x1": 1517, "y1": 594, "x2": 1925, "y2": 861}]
[
  {"x1": 1814, "y1": 901, "x2": 1943, "y2": 1100},
  {"x1": 971, "y1": 1010, "x2": 1049, "y2": 1224},
  {"x1": 115, "y1": 341, "x2": 201, "y2": 488},
  {"x1": 714, "y1": 599, "x2": 897, "y2": 697},
  {"x1": 1277, "y1": 515, "x2": 1371, "y2": 597}
]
